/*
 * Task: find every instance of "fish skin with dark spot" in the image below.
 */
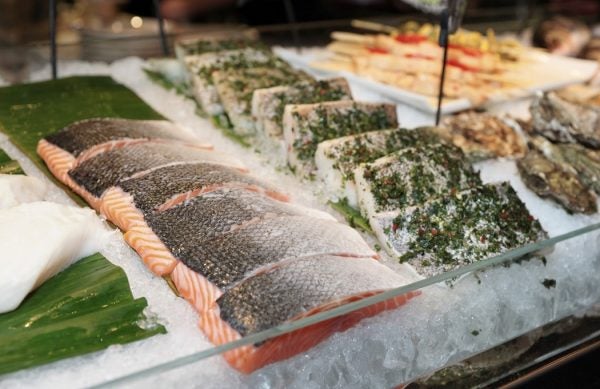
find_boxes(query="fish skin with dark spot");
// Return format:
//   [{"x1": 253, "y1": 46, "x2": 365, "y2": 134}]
[
  {"x1": 44, "y1": 118, "x2": 194, "y2": 157},
  {"x1": 217, "y1": 255, "x2": 404, "y2": 337},
  {"x1": 68, "y1": 142, "x2": 242, "y2": 197},
  {"x1": 117, "y1": 163, "x2": 280, "y2": 214},
  {"x1": 174, "y1": 215, "x2": 376, "y2": 289},
  {"x1": 146, "y1": 188, "x2": 330, "y2": 258}
]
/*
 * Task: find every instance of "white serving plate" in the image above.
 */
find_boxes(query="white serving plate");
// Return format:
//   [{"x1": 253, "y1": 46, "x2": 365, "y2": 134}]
[{"x1": 275, "y1": 47, "x2": 599, "y2": 114}]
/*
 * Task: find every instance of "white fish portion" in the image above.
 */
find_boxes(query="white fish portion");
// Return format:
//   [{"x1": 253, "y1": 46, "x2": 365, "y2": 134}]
[
  {"x1": 0, "y1": 175, "x2": 47, "y2": 209},
  {"x1": 184, "y1": 49, "x2": 272, "y2": 115},
  {"x1": 0, "y1": 202, "x2": 112, "y2": 313},
  {"x1": 282, "y1": 101, "x2": 398, "y2": 177}
]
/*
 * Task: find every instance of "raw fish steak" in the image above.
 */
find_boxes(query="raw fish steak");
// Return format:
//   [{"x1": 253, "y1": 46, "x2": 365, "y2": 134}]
[
  {"x1": 204, "y1": 255, "x2": 419, "y2": 373},
  {"x1": 65, "y1": 142, "x2": 245, "y2": 209},
  {"x1": 101, "y1": 162, "x2": 288, "y2": 231},
  {"x1": 37, "y1": 118, "x2": 209, "y2": 181}
]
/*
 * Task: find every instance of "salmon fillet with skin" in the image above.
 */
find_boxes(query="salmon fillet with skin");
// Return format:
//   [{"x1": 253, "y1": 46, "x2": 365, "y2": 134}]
[
  {"x1": 178, "y1": 254, "x2": 419, "y2": 373},
  {"x1": 102, "y1": 166, "x2": 292, "y2": 276},
  {"x1": 101, "y1": 163, "x2": 289, "y2": 231},
  {"x1": 60, "y1": 142, "x2": 246, "y2": 212},
  {"x1": 37, "y1": 118, "x2": 211, "y2": 180},
  {"x1": 125, "y1": 188, "x2": 335, "y2": 276}
]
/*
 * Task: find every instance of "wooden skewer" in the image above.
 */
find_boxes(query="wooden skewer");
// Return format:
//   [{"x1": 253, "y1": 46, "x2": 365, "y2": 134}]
[
  {"x1": 331, "y1": 31, "x2": 375, "y2": 45},
  {"x1": 351, "y1": 19, "x2": 398, "y2": 34}
]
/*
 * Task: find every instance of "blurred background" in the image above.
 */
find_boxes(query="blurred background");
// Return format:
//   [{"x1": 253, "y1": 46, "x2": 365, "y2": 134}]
[{"x1": 0, "y1": 0, "x2": 599, "y2": 82}]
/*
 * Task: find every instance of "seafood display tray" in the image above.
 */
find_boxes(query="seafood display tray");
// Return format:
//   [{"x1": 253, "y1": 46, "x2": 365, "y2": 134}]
[
  {"x1": 275, "y1": 47, "x2": 599, "y2": 114},
  {"x1": 0, "y1": 58, "x2": 599, "y2": 388}
]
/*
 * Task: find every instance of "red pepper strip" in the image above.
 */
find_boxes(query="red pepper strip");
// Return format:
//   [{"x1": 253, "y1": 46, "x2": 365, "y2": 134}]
[
  {"x1": 367, "y1": 47, "x2": 389, "y2": 54},
  {"x1": 394, "y1": 34, "x2": 428, "y2": 44},
  {"x1": 446, "y1": 58, "x2": 479, "y2": 72},
  {"x1": 448, "y1": 43, "x2": 483, "y2": 57},
  {"x1": 405, "y1": 53, "x2": 436, "y2": 60}
]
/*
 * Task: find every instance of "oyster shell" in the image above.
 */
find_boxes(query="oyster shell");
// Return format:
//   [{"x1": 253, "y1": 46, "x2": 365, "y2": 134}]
[
  {"x1": 438, "y1": 111, "x2": 527, "y2": 161},
  {"x1": 531, "y1": 136, "x2": 600, "y2": 193},
  {"x1": 530, "y1": 92, "x2": 600, "y2": 148},
  {"x1": 517, "y1": 149, "x2": 597, "y2": 214}
]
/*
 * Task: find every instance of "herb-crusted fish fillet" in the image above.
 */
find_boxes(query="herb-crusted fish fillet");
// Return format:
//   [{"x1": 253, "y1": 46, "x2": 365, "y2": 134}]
[
  {"x1": 209, "y1": 254, "x2": 419, "y2": 373},
  {"x1": 355, "y1": 143, "x2": 481, "y2": 220},
  {"x1": 175, "y1": 37, "x2": 262, "y2": 62},
  {"x1": 530, "y1": 92, "x2": 600, "y2": 149},
  {"x1": 184, "y1": 49, "x2": 285, "y2": 115},
  {"x1": 251, "y1": 78, "x2": 352, "y2": 139},
  {"x1": 101, "y1": 162, "x2": 289, "y2": 232},
  {"x1": 372, "y1": 183, "x2": 547, "y2": 277},
  {"x1": 517, "y1": 149, "x2": 597, "y2": 214},
  {"x1": 315, "y1": 127, "x2": 442, "y2": 206},
  {"x1": 37, "y1": 118, "x2": 209, "y2": 181},
  {"x1": 213, "y1": 66, "x2": 311, "y2": 134},
  {"x1": 282, "y1": 101, "x2": 398, "y2": 177},
  {"x1": 66, "y1": 142, "x2": 246, "y2": 208}
]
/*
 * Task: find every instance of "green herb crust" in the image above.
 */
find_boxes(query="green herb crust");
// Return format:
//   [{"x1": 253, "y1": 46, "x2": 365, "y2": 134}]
[
  {"x1": 0, "y1": 149, "x2": 24, "y2": 175},
  {"x1": 325, "y1": 127, "x2": 442, "y2": 182},
  {"x1": 329, "y1": 197, "x2": 372, "y2": 232},
  {"x1": 178, "y1": 39, "x2": 265, "y2": 57},
  {"x1": 271, "y1": 80, "x2": 350, "y2": 125},
  {"x1": 216, "y1": 66, "x2": 310, "y2": 116},
  {"x1": 195, "y1": 50, "x2": 289, "y2": 85},
  {"x1": 388, "y1": 183, "x2": 546, "y2": 276},
  {"x1": 362, "y1": 143, "x2": 481, "y2": 212},
  {"x1": 293, "y1": 103, "x2": 396, "y2": 162}
]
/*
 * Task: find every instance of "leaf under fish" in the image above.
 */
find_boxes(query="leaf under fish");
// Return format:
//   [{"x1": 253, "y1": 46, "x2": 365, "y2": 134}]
[{"x1": 0, "y1": 253, "x2": 166, "y2": 375}]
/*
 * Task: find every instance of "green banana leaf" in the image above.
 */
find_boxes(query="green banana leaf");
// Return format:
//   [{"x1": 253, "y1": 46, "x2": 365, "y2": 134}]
[
  {"x1": 0, "y1": 253, "x2": 166, "y2": 375},
  {"x1": 0, "y1": 76, "x2": 163, "y2": 204},
  {"x1": 328, "y1": 198, "x2": 372, "y2": 233},
  {"x1": 0, "y1": 80, "x2": 169, "y2": 375},
  {"x1": 0, "y1": 149, "x2": 24, "y2": 175}
]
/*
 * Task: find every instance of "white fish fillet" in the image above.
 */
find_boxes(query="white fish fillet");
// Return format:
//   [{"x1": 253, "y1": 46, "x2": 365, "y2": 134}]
[
  {"x1": 0, "y1": 202, "x2": 112, "y2": 313},
  {"x1": 0, "y1": 175, "x2": 47, "y2": 209}
]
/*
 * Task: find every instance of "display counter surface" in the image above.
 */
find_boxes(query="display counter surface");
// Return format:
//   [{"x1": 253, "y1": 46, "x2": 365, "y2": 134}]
[{"x1": 0, "y1": 56, "x2": 599, "y2": 388}]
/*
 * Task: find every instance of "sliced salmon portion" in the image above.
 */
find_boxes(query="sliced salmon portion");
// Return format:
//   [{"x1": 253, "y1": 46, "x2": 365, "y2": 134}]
[
  {"x1": 124, "y1": 225, "x2": 179, "y2": 276},
  {"x1": 37, "y1": 139, "x2": 76, "y2": 183},
  {"x1": 175, "y1": 254, "x2": 419, "y2": 373}
]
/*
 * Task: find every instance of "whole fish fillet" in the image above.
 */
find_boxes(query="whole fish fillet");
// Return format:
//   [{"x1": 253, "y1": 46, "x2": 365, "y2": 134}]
[
  {"x1": 65, "y1": 142, "x2": 246, "y2": 210},
  {"x1": 37, "y1": 118, "x2": 209, "y2": 181},
  {"x1": 0, "y1": 175, "x2": 47, "y2": 209},
  {"x1": 0, "y1": 202, "x2": 111, "y2": 313},
  {"x1": 204, "y1": 255, "x2": 419, "y2": 373}
]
